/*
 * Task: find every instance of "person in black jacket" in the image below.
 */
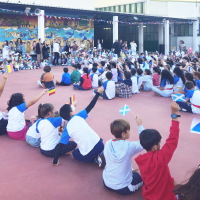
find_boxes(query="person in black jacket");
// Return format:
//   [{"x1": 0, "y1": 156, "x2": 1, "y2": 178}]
[
  {"x1": 42, "y1": 41, "x2": 50, "y2": 60},
  {"x1": 36, "y1": 38, "x2": 43, "y2": 65},
  {"x1": 64, "y1": 42, "x2": 71, "y2": 56},
  {"x1": 112, "y1": 40, "x2": 121, "y2": 58}
]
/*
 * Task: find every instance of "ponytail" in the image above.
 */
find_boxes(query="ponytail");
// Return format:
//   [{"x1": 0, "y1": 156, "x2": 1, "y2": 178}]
[{"x1": 83, "y1": 67, "x2": 89, "y2": 78}]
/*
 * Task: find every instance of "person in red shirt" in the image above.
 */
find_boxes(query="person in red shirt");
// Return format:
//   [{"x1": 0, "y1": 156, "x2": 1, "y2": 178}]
[
  {"x1": 135, "y1": 102, "x2": 180, "y2": 200},
  {"x1": 152, "y1": 67, "x2": 160, "y2": 87},
  {"x1": 73, "y1": 67, "x2": 92, "y2": 90}
]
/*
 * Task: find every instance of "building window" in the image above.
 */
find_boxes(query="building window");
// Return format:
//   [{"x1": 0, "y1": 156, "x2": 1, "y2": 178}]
[
  {"x1": 113, "y1": 6, "x2": 116, "y2": 12},
  {"x1": 129, "y1": 4, "x2": 132, "y2": 13},
  {"x1": 137, "y1": 3, "x2": 140, "y2": 13},
  {"x1": 79, "y1": 15, "x2": 87, "y2": 26},
  {"x1": 118, "y1": 5, "x2": 121, "y2": 12},
  {"x1": 174, "y1": 24, "x2": 193, "y2": 36},
  {"x1": 123, "y1": 5, "x2": 126, "y2": 13},
  {"x1": 140, "y1": 3, "x2": 143, "y2": 13},
  {"x1": 104, "y1": 7, "x2": 107, "y2": 11},
  {"x1": 143, "y1": 3, "x2": 145, "y2": 13}
]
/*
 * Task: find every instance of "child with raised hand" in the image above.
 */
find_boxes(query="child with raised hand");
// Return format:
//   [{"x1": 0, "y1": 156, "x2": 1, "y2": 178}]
[
  {"x1": 103, "y1": 116, "x2": 144, "y2": 195},
  {"x1": 56, "y1": 67, "x2": 71, "y2": 86},
  {"x1": 193, "y1": 71, "x2": 200, "y2": 89},
  {"x1": 151, "y1": 69, "x2": 174, "y2": 97},
  {"x1": 135, "y1": 102, "x2": 180, "y2": 200},
  {"x1": 6, "y1": 89, "x2": 48, "y2": 140},
  {"x1": 176, "y1": 81, "x2": 200, "y2": 114},
  {"x1": 140, "y1": 69, "x2": 153, "y2": 91},
  {"x1": 53, "y1": 87, "x2": 105, "y2": 168},
  {"x1": 36, "y1": 103, "x2": 77, "y2": 157},
  {"x1": 0, "y1": 73, "x2": 8, "y2": 136},
  {"x1": 173, "y1": 165, "x2": 200, "y2": 200}
]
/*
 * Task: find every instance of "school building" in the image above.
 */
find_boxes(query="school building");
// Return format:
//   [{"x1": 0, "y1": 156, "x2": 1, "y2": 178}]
[{"x1": 0, "y1": 0, "x2": 198, "y2": 53}]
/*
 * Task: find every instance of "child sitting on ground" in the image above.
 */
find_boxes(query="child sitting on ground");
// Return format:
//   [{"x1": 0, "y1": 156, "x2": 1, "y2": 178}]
[
  {"x1": 53, "y1": 87, "x2": 105, "y2": 167},
  {"x1": 0, "y1": 73, "x2": 8, "y2": 136},
  {"x1": 90, "y1": 67, "x2": 98, "y2": 88},
  {"x1": 73, "y1": 67, "x2": 92, "y2": 90},
  {"x1": 193, "y1": 71, "x2": 200, "y2": 89},
  {"x1": 37, "y1": 65, "x2": 55, "y2": 89},
  {"x1": 111, "y1": 62, "x2": 118, "y2": 82},
  {"x1": 56, "y1": 67, "x2": 71, "y2": 86},
  {"x1": 36, "y1": 103, "x2": 77, "y2": 157},
  {"x1": 103, "y1": 116, "x2": 144, "y2": 195},
  {"x1": 136, "y1": 68, "x2": 143, "y2": 90},
  {"x1": 176, "y1": 81, "x2": 200, "y2": 114},
  {"x1": 130, "y1": 68, "x2": 139, "y2": 94},
  {"x1": 152, "y1": 67, "x2": 160, "y2": 87},
  {"x1": 94, "y1": 72, "x2": 115, "y2": 100},
  {"x1": 71, "y1": 64, "x2": 80, "y2": 84},
  {"x1": 6, "y1": 89, "x2": 48, "y2": 140},
  {"x1": 173, "y1": 67, "x2": 185, "y2": 92},
  {"x1": 98, "y1": 64, "x2": 111, "y2": 86},
  {"x1": 116, "y1": 71, "x2": 132, "y2": 98},
  {"x1": 140, "y1": 69, "x2": 153, "y2": 91},
  {"x1": 135, "y1": 102, "x2": 180, "y2": 200}
]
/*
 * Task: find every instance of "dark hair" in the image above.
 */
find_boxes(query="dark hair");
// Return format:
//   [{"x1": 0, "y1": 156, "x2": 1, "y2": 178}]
[
  {"x1": 106, "y1": 72, "x2": 113, "y2": 80},
  {"x1": 111, "y1": 62, "x2": 116, "y2": 68},
  {"x1": 44, "y1": 65, "x2": 51, "y2": 72},
  {"x1": 0, "y1": 61, "x2": 3, "y2": 66},
  {"x1": 124, "y1": 71, "x2": 131, "y2": 79},
  {"x1": 137, "y1": 68, "x2": 143, "y2": 76},
  {"x1": 53, "y1": 111, "x2": 60, "y2": 118},
  {"x1": 60, "y1": 104, "x2": 72, "y2": 121},
  {"x1": 161, "y1": 69, "x2": 174, "y2": 85},
  {"x1": 185, "y1": 81, "x2": 194, "y2": 90},
  {"x1": 4, "y1": 40, "x2": 8, "y2": 46},
  {"x1": 100, "y1": 61, "x2": 105, "y2": 66},
  {"x1": 72, "y1": 64, "x2": 77, "y2": 69},
  {"x1": 145, "y1": 69, "x2": 151, "y2": 75},
  {"x1": 17, "y1": 38, "x2": 22, "y2": 44},
  {"x1": 92, "y1": 67, "x2": 97, "y2": 73},
  {"x1": 183, "y1": 56, "x2": 189, "y2": 63},
  {"x1": 153, "y1": 67, "x2": 160, "y2": 75},
  {"x1": 173, "y1": 67, "x2": 185, "y2": 84},
  {"x1": 106, "y1": 64, "x2": 111, "y2": 71},
  {"x1": 7, "y1": 93, "x2": 24, "y2": 111},
  {"x1": 131, "y1": 68, "x2": 136, "y2": 76},
  {"x1": 173, "y1": 166, "x2": 200, "y2": 200},
  {"x1": 38, "y1": 103, "x2": 54, "y2": 119},
  {"x1": 93, "y1": 63, "x2": 98, "y2": 68},
  {"x1": 83, "y1": 67, "x2": 89, "y2": 78},
  {"x1": 193, "y1": 71, "x2": 200, "y2": 79},
  {"x1": 137, "y1": 58, "x2": 143, "y2": 64},
  {"x1": 63, "y1": 67, "x2": 68, "y2": 73},
  {"x1": 140, "y1": 129, "x2": 162, "y2": 151},
  {"x1": 110, "y1": 119, "x2": 130, "y2": 138},
  {"x1": 76, "y1": 63, "x2": 81, "y2": 69},
  {"x1": 185, "y1": 73, "x2": 196, "y2": 86}
]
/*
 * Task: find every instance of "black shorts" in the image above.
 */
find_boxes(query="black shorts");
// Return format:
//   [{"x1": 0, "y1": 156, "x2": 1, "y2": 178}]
[
  {"x1": 0, "y1": 118, "x2": 8, "y2": 136},
  {"x1": 56, "y1": 82, "x2": 71, "y2": 86},
  {"x1": 40, "y1": 141, "x2": 77, "y2": 157}
]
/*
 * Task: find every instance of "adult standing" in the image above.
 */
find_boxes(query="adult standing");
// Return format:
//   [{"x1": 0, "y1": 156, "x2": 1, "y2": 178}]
[
  {"x1": 97, "y1": 39, "x2": 103, "y2": 51},
  {"x1": 42, "y1": 41, "x2": 50, "y2": 60},
  {"x1": 53, "y1": 35, "x2": 60, "y2": 66},
  {"x1": 2, "y1": 40, "x2": 10, "y2": 59},
  {"x1": 130, "y1": 41, "x2": 137, "y2": 55},
  {"x1": 14, "y1": 38, "x2": 22, "y2": 55},
  {"x1": 64, "y1": 42, "x2": 71, "y2": 56},
  {"x1": 72, "y1": 41, "x2": 78, "y2": 57},
  {"x1": 112, "y1": 40, "x2": 121, "y2": 58},
  {"x1": 36, "y1": 38, "x2": 43, "y2": 65}
]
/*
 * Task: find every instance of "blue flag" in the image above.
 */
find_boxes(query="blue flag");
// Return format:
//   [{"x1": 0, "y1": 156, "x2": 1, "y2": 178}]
[
  {"x1": 191, "y1": 118, "x2": 200, "y2": 134},
  {"x1": 171, "y1": 94, "x2": 186, "y2": 102},
  {"x1": 119, "y1": 105, "x2": 130, "y2": 116}
]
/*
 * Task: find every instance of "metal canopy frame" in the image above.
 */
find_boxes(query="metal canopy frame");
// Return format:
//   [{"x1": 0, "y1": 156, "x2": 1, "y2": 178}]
[{"x1": 0, "y1": 2, "x2": 196, "y2": 23}]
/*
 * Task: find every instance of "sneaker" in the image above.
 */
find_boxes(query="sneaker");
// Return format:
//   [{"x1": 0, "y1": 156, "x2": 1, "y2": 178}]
[
  {"x1": 179, "y1": 107, "x2": 187, "y2": 112},
  {"x1": 96, "y1": 152, "x2": 106, "y2": 168},
  {"x1": 73, "y1": 86, "x2": 79, "y2": 90}
]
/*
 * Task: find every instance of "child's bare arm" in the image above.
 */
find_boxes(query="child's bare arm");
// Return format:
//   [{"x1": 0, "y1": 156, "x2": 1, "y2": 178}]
[{"x1": 0, "y1": 73, "x2": 8, "y2": 97}]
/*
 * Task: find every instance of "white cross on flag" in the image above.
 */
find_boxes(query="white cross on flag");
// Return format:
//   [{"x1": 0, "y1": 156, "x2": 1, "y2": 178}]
[
  {"x1": 171, "y1": 94, "x2": 186, "y2": 102},
  {"x1": 119, "y1": 105, "x2": 130, "y2": 116}
]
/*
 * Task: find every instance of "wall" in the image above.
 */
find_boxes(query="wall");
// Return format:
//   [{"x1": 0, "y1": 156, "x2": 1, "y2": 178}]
[
  {"x1": 0, "y1": 0, "x2": 95, "y2": 10},
  {"x1": 94, "y1": 0, "x2": 145, "y2": 8},
  {"x1": 149, "y1": 1, "x2": 168, "y2": 16},
  {"x1": 0, "y1": 13, "x2": 94, "y2": 51}
]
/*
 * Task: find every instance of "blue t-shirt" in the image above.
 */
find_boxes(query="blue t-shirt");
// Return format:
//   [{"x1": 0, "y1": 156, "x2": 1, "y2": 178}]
[
  {"x1": 61, "y1": 72, "x2": 71, "y2": 84},
  {"x1": 196, "y1": 79, "x2": 200, "y2": 89},
  {"x1": 185, "y1": 90, "x2": 195, "y2": 99},
  {"x1": 161, "y1": 79, "x2": 167, "y2": 87},
  {"x1": 174, "y1": 76, "x2": 180, "y2": 84}
]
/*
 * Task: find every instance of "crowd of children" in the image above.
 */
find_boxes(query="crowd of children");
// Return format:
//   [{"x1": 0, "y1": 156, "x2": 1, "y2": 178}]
[{"x1": 0, "y1": 47, "x2": 200, "y2": 200}]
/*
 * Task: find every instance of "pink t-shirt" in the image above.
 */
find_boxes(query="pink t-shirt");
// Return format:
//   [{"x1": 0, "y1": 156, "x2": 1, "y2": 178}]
[{"x1": 152, "y1": 73, "x2": 160, "y2": 86}]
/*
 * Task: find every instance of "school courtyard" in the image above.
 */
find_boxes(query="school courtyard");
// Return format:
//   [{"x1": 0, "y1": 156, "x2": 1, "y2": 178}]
[{"x1": 0, "y1": 67, "x2": 199, "y2": 200}]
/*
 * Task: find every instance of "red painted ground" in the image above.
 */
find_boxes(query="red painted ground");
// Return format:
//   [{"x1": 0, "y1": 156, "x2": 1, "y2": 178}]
[{"x1": 0, "y1": 67, "x2": 199, "y2": 200}]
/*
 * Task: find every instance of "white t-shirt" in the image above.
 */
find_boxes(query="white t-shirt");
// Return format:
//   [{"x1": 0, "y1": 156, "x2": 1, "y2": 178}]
[
  {"x1": 36, "y1": 117, "x2": 63, "y2": 151},
  {"x1": 131, "y1": 76, "x2": 138, "y2": 94},
  {"x1": 91, "y1": 73, "x2": 98, "y2": 88},
  {"x1": 53, "y1": 43, "x2": 59, "y2": 53},
  {"x1": 26, "y1": 122, "x2": 41, "y2": 139},
  {"x1": 7, "y1": 103, "x2": 27, "y2": 132},
  {"x1": 130, "y1": 42, "x2": 137, "y2": 51},
  {"x1": 60, "y1": 109, "x2": 100, "y2": 156},
  {"x1": 103, "y1": 80, "x2": 115, "y2": 99},
  {"x1": 3, "y1": 46, "x2": 9, "y2": 59},
  {"x1": 186, "y1": 90, "x2": 200, "y2": 114}
]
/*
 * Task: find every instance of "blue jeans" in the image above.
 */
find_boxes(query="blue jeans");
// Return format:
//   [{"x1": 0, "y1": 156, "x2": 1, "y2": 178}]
[
  {"x1": 72, "y1": 138, "x2": 104, "y2": 163},
  {"x1": 143, "y1": 84, "x2": 151, "y2": 91},
  {"x1": 176, "y1": 101, "x2": 192, "y2": 113},
  {"x1": 94, "y1": 89, "x2": 109, "y2": 99},
  {"x1": 151, "y1": 86, "x2": 173, "y2": 97},
  {"x1": 73, "y1": 84, "x2": 90, "y2": 90}
]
